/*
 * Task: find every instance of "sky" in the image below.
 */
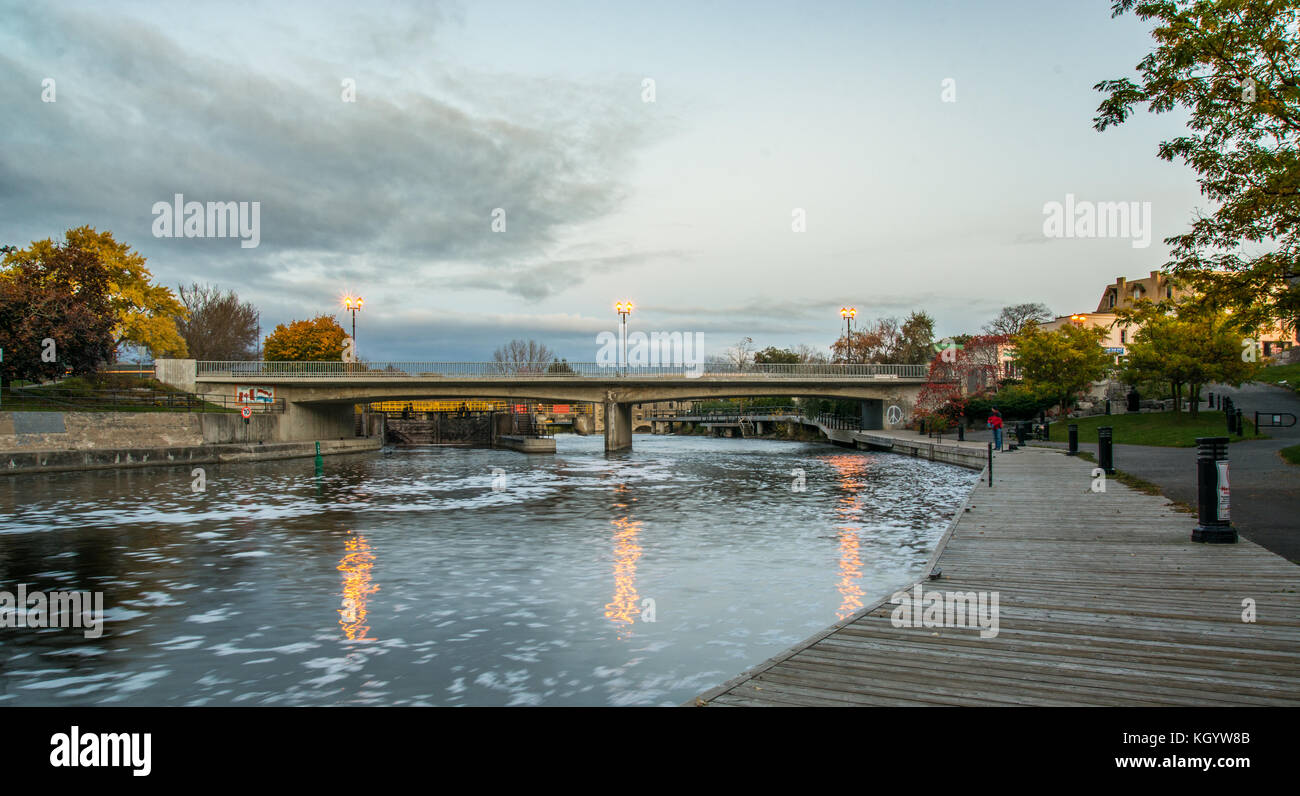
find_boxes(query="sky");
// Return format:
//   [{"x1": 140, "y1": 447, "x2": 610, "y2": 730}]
[{"x1": 0, "y1": 0, "x2": 1206, "y2": 362}]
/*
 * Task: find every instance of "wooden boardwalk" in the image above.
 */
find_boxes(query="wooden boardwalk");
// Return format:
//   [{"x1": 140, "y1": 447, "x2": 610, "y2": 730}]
[{"x1": 694, "y1": 446, "x2": 1300, "y2": 706}]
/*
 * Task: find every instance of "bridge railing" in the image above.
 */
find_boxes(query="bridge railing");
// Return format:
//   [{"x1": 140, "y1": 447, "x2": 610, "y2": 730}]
[
  {"x1": 645, "y1": 406, "x2": 805, "y2": 420},
  {"x1": 196, "y1": 361, "x2": 930, "y2": 379},
  {"x1": 642, "y1": 406, "x2": 862, "y2": 430}
]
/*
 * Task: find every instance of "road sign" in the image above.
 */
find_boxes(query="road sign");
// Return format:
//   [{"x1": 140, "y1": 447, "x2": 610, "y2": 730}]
[{"x1": 241, "y1": 406, "x2": 252, "y2": 419}]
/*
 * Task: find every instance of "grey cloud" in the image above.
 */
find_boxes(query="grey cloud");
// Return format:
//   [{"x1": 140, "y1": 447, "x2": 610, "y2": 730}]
[{"x1": 0, "y1": 2, "x2": 660, "y2": 287}]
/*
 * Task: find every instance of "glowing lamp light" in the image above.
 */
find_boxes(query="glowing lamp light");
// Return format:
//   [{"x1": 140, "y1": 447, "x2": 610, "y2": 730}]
[
  {"x1": 840, "y1": 307, "x2": 857, "y2": 319},
  {"x1": 615, "y1": 300, "x2": 634, "y2": 315}
]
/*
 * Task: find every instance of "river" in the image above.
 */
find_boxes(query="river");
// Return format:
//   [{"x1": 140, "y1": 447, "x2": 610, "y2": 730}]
[{"x1": 0, "y1": 435, "x2": 978, "y2": 706}]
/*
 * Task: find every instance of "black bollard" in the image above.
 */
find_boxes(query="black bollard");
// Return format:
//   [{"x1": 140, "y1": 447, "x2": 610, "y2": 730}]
[
  {"x1": 1208, "y1": 391, "x2": 1214, "y2": 409},
  {"x1": 1192, "y1": 437, "x2": 1237, "y2": 543},
  {"x1": 1105, "y1": 399, "x2": 1112, "y2": 415},
  {"x1": 1016, "y1": 422, "x2": 1027, "y2": 446},
  {"x1": 957, "y1": 422, "x2": 965, "y2": 442},
  {"x1": 1098, "y1": 426, "x2": 1115, "y2": 474},
  {"x1": 918, "y1": 418, "x2": 926, "y2": 436},
  {"x1": 1066, "y1": 424, "x2": 1078, "y2": 456},
  {"x1": 987, "y1": 442, "x2": 993, "y2": 487},
  {"x1": 1236, "y1": 408, "x2": 1244, "y2": 437},
  {"x1": 1225, "y1": 399, "x2": 1236, "y2": 433}
]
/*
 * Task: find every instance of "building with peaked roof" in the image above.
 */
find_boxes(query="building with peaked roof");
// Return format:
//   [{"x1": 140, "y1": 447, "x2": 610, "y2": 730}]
[
  {"x1": 1095, "y1": 271, "x2": 1183, "y2": 313},
  {"x1": 1080, "y1": 271, "x2": 1296, "y2": 358}
]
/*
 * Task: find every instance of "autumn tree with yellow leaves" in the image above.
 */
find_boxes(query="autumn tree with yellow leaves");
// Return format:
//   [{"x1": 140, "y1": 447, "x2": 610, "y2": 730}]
[
  {"x1": 2, "y1": 227, "x2": 188, "y2": 359},
  {"x1": 262, "y1": 315, "x2": 349, "y2": 361}
]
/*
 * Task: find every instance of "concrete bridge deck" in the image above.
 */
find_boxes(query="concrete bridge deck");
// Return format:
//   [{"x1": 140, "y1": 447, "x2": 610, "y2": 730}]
[
  {"x1": 693, "y1": 445, "x2": 1300, "y2": 706},
  {"x1": 158, "y1": 360, "x2": 941, "y2": 451}
]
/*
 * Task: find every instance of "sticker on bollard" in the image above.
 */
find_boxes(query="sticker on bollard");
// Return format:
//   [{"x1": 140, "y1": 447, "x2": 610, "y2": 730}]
[{"x1": 1217, "y1": 460, "x2": 1230, "y2": 520}]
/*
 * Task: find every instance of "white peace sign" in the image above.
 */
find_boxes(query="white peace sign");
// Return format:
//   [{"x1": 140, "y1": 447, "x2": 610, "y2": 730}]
[{"x1": 885, "y1": 405, "x2": 903, "y2": 425}]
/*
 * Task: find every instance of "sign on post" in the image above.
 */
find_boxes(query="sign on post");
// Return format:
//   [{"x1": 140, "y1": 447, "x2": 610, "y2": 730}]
[{"x1": 241, "y1": 406, "x2": 253, "y2": 420}]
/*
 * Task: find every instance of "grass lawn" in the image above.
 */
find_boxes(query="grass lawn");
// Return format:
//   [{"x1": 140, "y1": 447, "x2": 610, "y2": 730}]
[
  {"x1": 1282, "y1": 445, "x2": 1300, "y2": 466},
  {"x1": 1047, "y1": 410, "x2": 1266, "y2": 447},
  {"x1": 2, "y1": 376, "x2": 235, "y2": 413},
  {"x1": 1256, "y1": 363, "x2": 1300, "y2": 393}
]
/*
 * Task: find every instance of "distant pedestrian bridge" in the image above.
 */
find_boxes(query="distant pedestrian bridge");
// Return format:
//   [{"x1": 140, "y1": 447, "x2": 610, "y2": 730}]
[{"x1": 159, "y1": 360, "x2": 938, "y2": 451}]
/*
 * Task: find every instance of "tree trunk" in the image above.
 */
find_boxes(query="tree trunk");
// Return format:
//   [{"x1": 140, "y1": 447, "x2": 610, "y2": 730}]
[
  {"x1": 1170, "y1": 381, "x2": 1181, "y2": 413},
  {"x1": 1188, "y1": 383, "x2": 1201, "y2": 418}
]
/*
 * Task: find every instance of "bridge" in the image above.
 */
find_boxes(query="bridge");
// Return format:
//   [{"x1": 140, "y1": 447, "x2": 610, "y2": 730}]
[{"x1": 156, "y1": 359, "x2": 935, "y2": 451}]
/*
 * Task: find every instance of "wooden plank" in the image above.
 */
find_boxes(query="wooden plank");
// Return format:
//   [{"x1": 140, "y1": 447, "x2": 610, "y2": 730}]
[{"x1": 691, "y1": 444, "x2": 1300, "y2": 707}]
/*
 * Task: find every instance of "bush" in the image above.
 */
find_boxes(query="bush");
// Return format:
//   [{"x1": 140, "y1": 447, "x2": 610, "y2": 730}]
[{"x1": 965, "y1": 384, "x2": 1055, "y2": 422}]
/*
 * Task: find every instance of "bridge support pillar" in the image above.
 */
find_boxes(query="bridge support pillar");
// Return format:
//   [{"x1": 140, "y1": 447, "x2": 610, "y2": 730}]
[
  {"x1": 604, "y1": 401, "x2": 633, "y2": 452},
  {"x1": 860, "y1": 399, "x2": 884, "y2": 430}
]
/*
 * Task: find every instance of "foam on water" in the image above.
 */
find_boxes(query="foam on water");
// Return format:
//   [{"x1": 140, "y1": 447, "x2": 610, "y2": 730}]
[{"x1": 0, "y1": 434, "x2": 977, "y2": 705}]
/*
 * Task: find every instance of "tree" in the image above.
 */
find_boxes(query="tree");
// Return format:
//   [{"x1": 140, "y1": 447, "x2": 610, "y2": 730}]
[
  {"x1": 547, "y1": 358, "x2": 575, "y2": 374},
  {"x1": 1011, "y1": 324, "x2": 1113, "y2": 416},
  {"x1": 721, "y1": 337, "x2": 755, "y2": 369},
  {"x1": 0, "y1": 243, "x2": 115, "y2": 389},
  {"x1": 753, "y1": 346, "x2": 802, "y2": 364},
  {"x1": 983, "y1": 303, "x2": 1053, "y2": 337},
  {"x1": 1095, "y1": 0, "x2": 1300, "y2": 335},
  {"x1": 263, "y1": 315, "x2": 348, "y2": 361},
  {"x1": 493, "y1": 339, "x2": 554, "y2": 374},
  {"x1": 829, "y1": 312, "x2": 935, "y2": 364},
  {"x1": 829, "y1": 329, "x2": 882, "y2": 363},
  {"x1": 793, "y1": 343, "x2": 828, "y2": 364},
  {"x1": 895, "y1": 310, "x2": 936, "y2": 364},
  {"x1": 5, "y1": 227, "x2": 188, "y2": 358},
  {"x1": 1118, "y1": 300, "x2": 1259, "y2": 416},
  {"x1": 928, "y1": 334, "x2": 1012, "y2": 393},
  {"x1": 176, "y1": 283, "x2": 261, "y2": 361}
]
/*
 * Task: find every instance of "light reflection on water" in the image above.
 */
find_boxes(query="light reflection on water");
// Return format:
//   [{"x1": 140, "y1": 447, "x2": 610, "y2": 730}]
[{"x1": 0, "y1": 435, "x2": 977, "y2": 706}]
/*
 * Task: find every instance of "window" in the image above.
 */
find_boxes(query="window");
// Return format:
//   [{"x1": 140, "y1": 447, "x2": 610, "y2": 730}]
[
  {"x1": 1120, "y1": 329, "x2": 1127, "y2": 344},
  {"x1": 1108, "y1": 291, "x2": 1116, "y2": 308}
]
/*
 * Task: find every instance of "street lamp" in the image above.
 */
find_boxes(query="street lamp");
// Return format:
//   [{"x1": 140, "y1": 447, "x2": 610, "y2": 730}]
[
  {"x1": 839, "y1": 306, "x2": 857, "y2": 338},
  {"x1": 1069, "y1": 313, "x2": 1086, "y2": 326},
  {"x1": 615, "y1": 300, "x2": 633, "y2": 375},
  {"x1": 343, "y1": 295, "x2": 364, "y2": 355},
  {"x1": 839, "y1": 307, "x2": 857, "y2": 363}
]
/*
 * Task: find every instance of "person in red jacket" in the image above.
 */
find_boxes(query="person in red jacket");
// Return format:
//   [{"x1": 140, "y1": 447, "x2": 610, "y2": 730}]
[{"x1": 988, "y1": 408, "x2": 1004, "y2": 451}]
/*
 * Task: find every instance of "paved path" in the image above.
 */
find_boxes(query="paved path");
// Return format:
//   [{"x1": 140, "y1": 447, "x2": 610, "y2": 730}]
[
  {"x1": 1034, "y1": 383, "x2": 1300, "y2": 562},
  {"x1": 693, "y1": 446, "x2": 1300, "y2": 706}
]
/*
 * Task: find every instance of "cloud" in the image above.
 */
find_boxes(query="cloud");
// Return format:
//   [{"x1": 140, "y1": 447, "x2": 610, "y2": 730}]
[{"x1": 0, "y1": 1, "x2": 664, "y2": 307}]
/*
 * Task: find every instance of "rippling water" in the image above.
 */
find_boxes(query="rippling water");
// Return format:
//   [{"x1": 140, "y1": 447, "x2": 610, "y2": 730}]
[{"x1": 0, "y1": 435, "x2": 977, "y2": 706}]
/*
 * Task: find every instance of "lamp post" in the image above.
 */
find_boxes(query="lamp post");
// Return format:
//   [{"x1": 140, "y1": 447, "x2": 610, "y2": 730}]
[
  {"x1": 840, "y1": 306, "x2": 856, "y2": 337},
  {"x1": 839, "y1": 306, "x2": 856, "y2": 363},
  {"x1": 343, "y1": 295, "x2": 364, "y2": 357},
  {"x1": 615, "y1": 300, "x2": 633, "y2": 376}
]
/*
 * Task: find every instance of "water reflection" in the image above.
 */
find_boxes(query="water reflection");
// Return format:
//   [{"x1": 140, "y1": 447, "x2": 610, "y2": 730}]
[
  {"x1": 338, "y1": 531, "x2": 379, "y2": 641},
  {"x1": 826, "y1": 455, "x2": 868, "y2": 620},
  {"x1": 0, "y1": 436, "x2": 977, "y2": 706},
  {"x1": 604, "y1": 483, "x2": 643, "y2": 638}
]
